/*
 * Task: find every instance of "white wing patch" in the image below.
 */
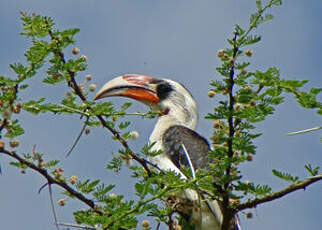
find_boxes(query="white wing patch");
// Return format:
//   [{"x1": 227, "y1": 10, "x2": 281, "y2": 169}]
[{"x1": 181, "y1": 143, "x2": 196, "y2": 179}]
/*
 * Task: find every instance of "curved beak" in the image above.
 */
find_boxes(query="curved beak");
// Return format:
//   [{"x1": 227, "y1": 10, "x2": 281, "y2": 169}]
[{"x1": 94, "y1": 74, "x2": 159, "y2": 104}]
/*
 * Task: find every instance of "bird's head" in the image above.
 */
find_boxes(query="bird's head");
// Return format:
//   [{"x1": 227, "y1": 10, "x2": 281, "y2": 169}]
[{"x1": 94, "y1": 74, "x2": 198, "y2": 129}]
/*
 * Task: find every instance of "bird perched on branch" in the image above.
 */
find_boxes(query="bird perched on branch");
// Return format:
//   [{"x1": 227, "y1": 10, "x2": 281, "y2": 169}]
[{"x1": 94, "y1": 74, "x2": 240, "y2": 230}]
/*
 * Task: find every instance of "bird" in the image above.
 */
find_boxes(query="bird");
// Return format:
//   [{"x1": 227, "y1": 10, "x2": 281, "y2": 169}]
[{"x1": 94, "y1": 74, "x2": 240, "y2": 230}]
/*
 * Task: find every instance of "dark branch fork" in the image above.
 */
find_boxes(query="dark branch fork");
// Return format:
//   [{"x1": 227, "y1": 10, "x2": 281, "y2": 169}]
[{"x1": 0, "y1": 147, "x2": 102, "y2": 214}]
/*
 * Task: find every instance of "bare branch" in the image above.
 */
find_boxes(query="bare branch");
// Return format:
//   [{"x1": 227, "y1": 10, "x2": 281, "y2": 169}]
[
  {"x1": 236, "y1": 174, "x2": 322, "y2": 211},
  {"x1": 66, "y1": 116, "x2": 89, "y2": 157},
  {"x1": 57, "y1": 222, "x2": 95, "y2": 230},
  {"x1": 285, "y1": 126, "x2": 322, "y2": 136}
]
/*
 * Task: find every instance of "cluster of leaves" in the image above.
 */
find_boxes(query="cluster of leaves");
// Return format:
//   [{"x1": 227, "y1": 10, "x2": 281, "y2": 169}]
[{"x1": 10, "y1": 150, "x2": 59, "y2": 172}]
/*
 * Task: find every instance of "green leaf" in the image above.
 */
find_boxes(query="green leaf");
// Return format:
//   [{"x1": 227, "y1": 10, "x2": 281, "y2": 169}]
[
  {"x1": 9, "y1": 63, "x2": 28, "y2": 76},
  {"x1": 255, "y1": 184, "x2": 272, "y2": 195},
  {"x1": 235, "y1": 181, "x2": 271, "y2": 196},
  {"x1": 44, "y1": 160, "x2": 60, "y2": 168},
  {"x1": 256, "y1": 1, "x2": 262, "y2": 10},
  {"x1": 119, "y1": 121, "x2": 130, "y2": 130},
  {"x1": 263, "y1": 14, "x2": 274, "y2": 23},
  {"x1": 272, "y1": 0, "x2": 282, "y2": 6},
  {"x1": 20, "y1": 14, "x2": 53, "y2": 38},
  {"x1": 121, "y1": 102, "x2": 132, "y2": 111},
  {"x1": 241, "y1": 35, "x2": 261, "y2": 47},
  {"x1": 272, "y1": 169, "x2": 298, "y2": 183},
  {"x1": 107, "y1": 155, "x2": 123, "y2": 172},
  {"x1": 141, "y1": 143, "x2": 163, "y2": 157},
  {"x1": 121, "y1": 131, "x2": 131, "y2": 140},
  {"x1": 76, "y1": 179, "x2": 100, "y2": 194},
  {"x1": 249, "y1": 13, "x2": 259, "y2": 27},
  {"x1": 304, "y1": 164, "x2": 319, "y2": 176},
  {"x1": 90, "y1": 101, "x2": 114, "y2": 116},
  {"x1": 10, "y1": 161, "x2": 27, "y2": 169},
  {"x1": 25, "y1": 40, "x2": 50, "y2": 65},
  {"x1": 64, "y1": 58, "x2": 87, "y2": 72},
  {"x1": 88, "y1": 179, "x2": 100, "y2": 189},
  {"x1": 58, "y1": 28, "x2": 80, "y2": 49},
  {"x1": 93, "y1": 184, "x2": 115, "y2": 201},
  {"x1": 235, "y1": 62, "x2": 250, "y2": 70},
  {"x1": 235, "y1": 24, "x2": 245, "y2": 36},
  {"x1": 22, "y1": 98, "x2": 46, "y2": 115},
  {"x1": 5, "y1": 120, "x2": 24, "y2": 138},
  {"x1": 19, "y1": 84, "x2": 29, "y2": 90},
  {"x1": 43, "y1": 75, "x2": 65, "y2": 84}
]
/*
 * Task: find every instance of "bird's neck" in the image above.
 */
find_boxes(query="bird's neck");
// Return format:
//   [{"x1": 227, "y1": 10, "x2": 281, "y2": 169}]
[{"x1": 149, "y1": 105, "x2": 198, "y2": 144}]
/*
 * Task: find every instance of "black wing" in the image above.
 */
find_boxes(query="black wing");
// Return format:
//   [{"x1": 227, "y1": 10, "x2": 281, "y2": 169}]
[
  {"x1": 162, "y1": 125, "x2": 211, "y2": 170},
  {"x1": 163, "y1": 125, "x2": 242, "y2": 229}
]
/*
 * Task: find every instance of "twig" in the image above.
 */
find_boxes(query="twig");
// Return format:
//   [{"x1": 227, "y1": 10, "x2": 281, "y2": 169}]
[
  {"x1": 38, "y1": 182, "x2": 49, "y2": 194},
  {"x1": 0, "y1": 118, "x2": 8, "y2": 133},
  {"x1": 285, "y1": 126, "x2": 322, "y2": 136},
  {"x1": 66, "y1": 116, "x2": 89, "y2": 157},
  {"x1": 238, "y1": 0, "x2": 278, "y2": 43},
  {"x1": 48, "y1": 183, "x2": 60, "y2": 230},
  {"x1": 167, "y1": 211, "x2": 174, "y2": 230},
  {"x1": 144, "y1": 159, "x2": 165, "y2": 174},
  {"x1": 255, "y1": 85, "x2": 264, "y2": 94},
  {"x1": 236, "y1": 174, "x2": 322, "y2": 211},
  {"x1": 57, "y1": 222, "x2": 95, "y2": 230}
]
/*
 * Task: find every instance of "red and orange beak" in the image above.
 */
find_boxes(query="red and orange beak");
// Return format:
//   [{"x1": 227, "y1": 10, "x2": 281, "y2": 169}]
[{"x1": 94, "y1": 74, "x2": 159, "y2": 104}]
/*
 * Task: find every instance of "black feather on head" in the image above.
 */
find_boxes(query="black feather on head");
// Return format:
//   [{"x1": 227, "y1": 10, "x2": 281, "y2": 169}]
[{"x1": 155, "y1": 81, "x2": 173, "y2": 101}]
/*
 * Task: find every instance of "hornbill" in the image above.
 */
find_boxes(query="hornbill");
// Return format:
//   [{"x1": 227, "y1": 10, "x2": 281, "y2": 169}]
[{"x1": 94, "y1": 74, "x2": 240, "y2": 230}]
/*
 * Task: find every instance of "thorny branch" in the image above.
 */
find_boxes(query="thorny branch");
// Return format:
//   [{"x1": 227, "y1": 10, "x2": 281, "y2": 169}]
[
  {"x1": 0, "y1": 147, "x2": 103, "y2": 215},
  {"x1": 237, "y1": 174, "x2": 322, "y2": 211},
  {"x1": 222, "y1": 2, "x2": 286, "y2": 228},
  {"x1": 222, "y1": 30, "x2": 239, "y2": 230}
]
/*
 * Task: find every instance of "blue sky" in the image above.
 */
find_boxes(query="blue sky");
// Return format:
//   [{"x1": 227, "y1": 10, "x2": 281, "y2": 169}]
[{"x1": 0, "y1": 0, "x2": 321, "y2": 229}]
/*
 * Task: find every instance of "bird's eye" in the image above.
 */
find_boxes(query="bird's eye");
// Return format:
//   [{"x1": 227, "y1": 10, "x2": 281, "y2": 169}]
[{"x1": 156, "y1": 82, "x2": 173, "y2": 101}]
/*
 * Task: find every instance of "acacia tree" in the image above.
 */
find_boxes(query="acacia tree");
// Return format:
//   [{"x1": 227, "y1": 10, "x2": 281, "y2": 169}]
[{"x1": 0, "y1": 1, "x2": 321, "y2": 229}]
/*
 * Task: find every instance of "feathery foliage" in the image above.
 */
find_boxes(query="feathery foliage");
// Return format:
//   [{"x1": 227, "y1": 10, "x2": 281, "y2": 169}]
[{"x1": 0, "y1": 1, "x2": 321, "y2": 230}]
